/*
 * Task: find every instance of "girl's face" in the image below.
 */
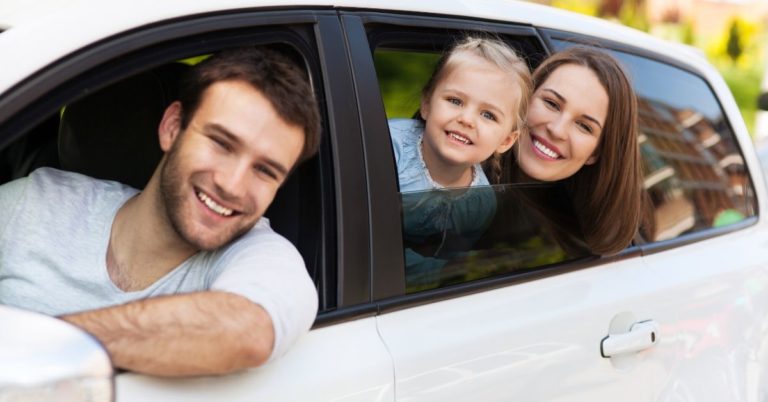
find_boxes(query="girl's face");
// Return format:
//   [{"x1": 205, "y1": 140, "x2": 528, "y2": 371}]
[
  {"x1": 420, "y1": 55, "x2": 519, "y2": 175},
  {"x1": 517, "y1": 63, "x2": 608, "y2": 182}
]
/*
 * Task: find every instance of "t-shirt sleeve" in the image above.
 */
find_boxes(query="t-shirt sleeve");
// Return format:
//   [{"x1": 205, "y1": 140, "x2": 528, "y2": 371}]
[
  {"x1": 209, "y1": 220, "x2": 318, "y2": 362},
  {"x1": 0, "y1": 176, "x2": 29, "y2": 242}
]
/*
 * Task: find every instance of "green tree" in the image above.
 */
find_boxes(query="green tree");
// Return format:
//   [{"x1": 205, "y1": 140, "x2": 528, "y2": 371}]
[
  {"x1": 681, "y1": 18, "x2": 695, "y2": 46},
  {"x1": 726, "y1": 19, "x2": 743, "y2": 64},
  {"x1": 618, "y1": 0, "x2": 649, "y2": 32}
]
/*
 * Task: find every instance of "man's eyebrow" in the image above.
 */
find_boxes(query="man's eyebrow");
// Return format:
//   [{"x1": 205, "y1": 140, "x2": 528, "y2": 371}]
[
  {"x1": 542, "y1": 88, "x2": 603, "y2": 129},
  {"x1": 262, "y1": 157, "x2": 290, "y2": 178},
  {"x1": 203, "y1": 123, "x2": 290, "y2": 177},
  {"x1": 204, "y1": 123, "x2": 241, "y2": 145}
]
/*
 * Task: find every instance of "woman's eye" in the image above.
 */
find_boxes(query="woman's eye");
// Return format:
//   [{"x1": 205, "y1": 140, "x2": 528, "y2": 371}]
[
  {"x1": 481, "y1": 111, "x2": 497, "y2": 121},
  {"x1": 543, "y1": 98, "x2": 559, "y2": 111},
  {"x1": 576, "y1": 121, "x2": 594, "y2": 134}
]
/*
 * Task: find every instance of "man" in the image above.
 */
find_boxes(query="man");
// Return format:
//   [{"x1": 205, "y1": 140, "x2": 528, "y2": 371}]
[{"x1": 0, "y1": 46, "x2": 322, "y2": 376}]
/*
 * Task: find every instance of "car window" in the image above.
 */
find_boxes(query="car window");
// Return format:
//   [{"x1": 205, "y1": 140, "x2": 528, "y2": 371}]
[
  {"x1": 551, "y1": 40, "x2": 757, "y2": 243},
  {"x1": 0, "y1": 36, "x2": 336, "y2": 310},
  {"x1": 399, "y1": 183, "x2": 592, "y2": 293},
  {"x1": 372, "y1": 33, "x2": 594, "y2": 293}
]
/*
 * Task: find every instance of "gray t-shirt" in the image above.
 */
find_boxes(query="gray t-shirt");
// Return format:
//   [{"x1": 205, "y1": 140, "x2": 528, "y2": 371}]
[{"x1": 0, "y1": 167, "x2": 317, "y2": 361}]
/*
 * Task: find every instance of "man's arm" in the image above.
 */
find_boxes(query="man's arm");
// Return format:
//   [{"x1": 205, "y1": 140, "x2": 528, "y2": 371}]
[{"x1": 60, "y1": 291, "x2": 273, "y2": 377}]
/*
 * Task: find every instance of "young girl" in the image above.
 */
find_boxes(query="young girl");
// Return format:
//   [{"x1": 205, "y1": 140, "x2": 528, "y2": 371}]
[{"x1": 388, "y1": 36, "x2": 532, "y2": 289}]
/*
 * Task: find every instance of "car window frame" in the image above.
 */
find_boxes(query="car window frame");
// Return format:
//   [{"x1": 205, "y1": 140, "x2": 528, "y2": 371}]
[
  {"x1": 0, "y1": 9, "x2": 367, "y2": 321},
  {"x1": 340, "y1": 11, "x2": 646, "y2": 313}
]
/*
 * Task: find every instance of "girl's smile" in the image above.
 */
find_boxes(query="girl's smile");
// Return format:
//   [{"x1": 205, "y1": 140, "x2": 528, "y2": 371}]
[{"x1": 419, "y1": 53, "x2": 520, "y2": 187}]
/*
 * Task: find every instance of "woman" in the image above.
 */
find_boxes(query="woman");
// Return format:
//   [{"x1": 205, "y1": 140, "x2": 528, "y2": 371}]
[{"x1": 502, "y1": 46, "x2": 644, "y2": 256}]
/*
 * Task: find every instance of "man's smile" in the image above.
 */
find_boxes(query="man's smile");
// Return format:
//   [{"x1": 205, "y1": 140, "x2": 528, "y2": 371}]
[{"x1": 196, "y1": 190, "x2": 235, "y2": 217}]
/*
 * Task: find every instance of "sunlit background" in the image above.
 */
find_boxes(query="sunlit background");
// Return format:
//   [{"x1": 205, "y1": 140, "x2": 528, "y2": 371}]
[{"x1": 528, "y1": 0, "x2": 767, "y2": 142}]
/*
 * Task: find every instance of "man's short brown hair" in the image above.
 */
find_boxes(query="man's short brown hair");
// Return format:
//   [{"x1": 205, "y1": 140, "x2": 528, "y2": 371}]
[{"x1": 178, "y1": 46, "x2": 321, "y2": 163}]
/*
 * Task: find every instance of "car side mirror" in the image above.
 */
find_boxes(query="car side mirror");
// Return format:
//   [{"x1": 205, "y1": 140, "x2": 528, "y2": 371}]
[
  {"x1": 0, "y1": 305, "x2": 114, "y2": 402},
  {"x1": 758, "y1": 92, "x2": 768, "y2": 111}
]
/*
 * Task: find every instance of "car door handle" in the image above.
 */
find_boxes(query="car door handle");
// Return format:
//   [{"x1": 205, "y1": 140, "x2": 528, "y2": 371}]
[{"x1": 600, "y1": 320, "x2": 659, "y2": 358}]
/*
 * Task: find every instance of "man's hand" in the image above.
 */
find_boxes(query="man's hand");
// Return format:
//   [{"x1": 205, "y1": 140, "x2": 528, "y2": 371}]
[{"x1": 60, "y1": 291, "x2": 273, "y2": 377}]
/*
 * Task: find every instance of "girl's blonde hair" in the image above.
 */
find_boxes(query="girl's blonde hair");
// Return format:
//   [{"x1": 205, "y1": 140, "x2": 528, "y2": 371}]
[{"x1": 420, "y1": 36, "x2": 533, "y2": 183}]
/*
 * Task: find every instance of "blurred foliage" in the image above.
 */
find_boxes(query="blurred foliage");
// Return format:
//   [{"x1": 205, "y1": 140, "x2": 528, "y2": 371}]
[
  {"x1": 550, "y1": 0, "x2": 599, "y2": 16},
  {"x1": 706, "y1": 17, "x2": 762, "y2": 68},
  {"x1": 715, "y1": 60, "x2": 763, "y2": 135},
  {"x1": 617, "y1": 0, "x2": 650, "y2": 32},
  {"x1": 726, "y1": 19, "x2": 744, "y2": 64},
  {"x1": 375, "y1": 50, "x2": 440, "y2": 118},
  {"x1": 543, "y1": 1, "x2": 766, "y2": 137},
  {"x1": 681, "y1": 18, "x2": 696, "y2": 46},
  {"x1": 706, "y1": 17, "x2": 765, "y2": 135}
]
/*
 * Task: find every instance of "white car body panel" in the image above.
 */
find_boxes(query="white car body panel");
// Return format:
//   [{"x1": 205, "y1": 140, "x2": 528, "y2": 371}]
[
  {"x1": 378, "y1": 241, "x2": 768, "y2": 401},
  {"x1": 1, "y1": 1, "x2": 767, "y2": 401},
  {"x1": 116, "y1": 317, "x2": 394, "y2": 401}
]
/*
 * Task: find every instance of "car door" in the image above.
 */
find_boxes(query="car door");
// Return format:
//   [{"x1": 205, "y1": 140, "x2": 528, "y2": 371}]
[
  {"x1": 344, "y1": 10, "x2": 768, "y2": 401},
  {"x1": 564, "y1": 36, "x2": 768, "y2": 401},
  {"x1": 0, "y1": 8, "x2": 394, "y2": 401}
]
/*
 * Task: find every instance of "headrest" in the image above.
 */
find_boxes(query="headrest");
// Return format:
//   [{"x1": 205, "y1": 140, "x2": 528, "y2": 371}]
[{"x1": 58, "y1": 63, "x2": 188, "y2": 189}]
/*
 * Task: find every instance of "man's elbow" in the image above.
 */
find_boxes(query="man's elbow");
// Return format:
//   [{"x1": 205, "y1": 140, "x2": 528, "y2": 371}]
[
  {"x1": 234, "y1": 302, "x2": 275, "y2": 369},
  {"x1": 238, "y1": 327, "x2": 273, "y2": 368}
]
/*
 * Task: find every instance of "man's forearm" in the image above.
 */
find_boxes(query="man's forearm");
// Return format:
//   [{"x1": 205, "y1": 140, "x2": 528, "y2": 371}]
[{"x1": 60, "y1": 291, "x2": 274, "y2": 377}]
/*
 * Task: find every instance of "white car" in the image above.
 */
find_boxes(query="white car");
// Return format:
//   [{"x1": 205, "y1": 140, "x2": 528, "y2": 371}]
[{"x1": 2, "y1": 1, "x2": 768, "y2": 401}]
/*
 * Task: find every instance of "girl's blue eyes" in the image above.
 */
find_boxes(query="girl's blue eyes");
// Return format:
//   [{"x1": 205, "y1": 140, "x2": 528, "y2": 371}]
[
  {"x1": 445, "y1": 97, "x2": 497, "y2": 121},
  {"x1": 481, "y1": 111, "x2": 497, "y2": 121}
]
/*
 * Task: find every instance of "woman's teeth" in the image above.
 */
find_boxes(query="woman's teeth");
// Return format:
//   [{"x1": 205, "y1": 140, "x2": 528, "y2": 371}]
[
  {"x1": 534, "y1": 139, "x2": 560, "y2": 159},
  {"x1": 197, "y1": 191, "x2": 234, "y2": 216}
]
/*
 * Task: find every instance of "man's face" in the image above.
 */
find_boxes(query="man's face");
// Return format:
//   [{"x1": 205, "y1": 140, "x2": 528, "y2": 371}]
[{"x1": 159, "y1": 80, "x2": 305, "y2": 251}]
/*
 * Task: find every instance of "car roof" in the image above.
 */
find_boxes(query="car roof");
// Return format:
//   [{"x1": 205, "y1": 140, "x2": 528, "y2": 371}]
[{"x1": 0, "y1": 0, "x2": 709, "y2": 95}]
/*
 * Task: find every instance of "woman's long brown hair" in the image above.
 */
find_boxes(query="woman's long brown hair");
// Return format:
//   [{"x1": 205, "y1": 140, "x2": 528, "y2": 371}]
[{"x1": 506, "y1": 47, "x2": 643, "y2": 255}]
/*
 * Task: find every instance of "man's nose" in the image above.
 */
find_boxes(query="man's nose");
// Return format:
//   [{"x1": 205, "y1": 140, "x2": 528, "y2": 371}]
[{"x1": 214, "y1": 160, "x2": 250, "y2": 200}]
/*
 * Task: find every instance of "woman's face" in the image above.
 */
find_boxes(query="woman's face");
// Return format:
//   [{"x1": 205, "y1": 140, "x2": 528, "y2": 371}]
[{"x1": 517, "y1": 63, "x2": 608, "y2": 181}]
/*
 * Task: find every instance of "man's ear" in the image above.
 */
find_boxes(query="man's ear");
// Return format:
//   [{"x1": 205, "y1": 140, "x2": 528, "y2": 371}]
[
  {"x1": 495, "y1": 130, "x2": 519, "y2": 154},
  {"x1": 158, "y1": 101, "x2": 183, "y2": 152}
]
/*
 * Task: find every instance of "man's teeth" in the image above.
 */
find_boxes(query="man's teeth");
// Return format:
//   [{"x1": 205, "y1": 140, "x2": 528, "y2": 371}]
[
  {"x1": 197, "y1": 191, "x2": 234, "y2": 216},
  {"x1": 534, "y1": 139, "x2": 560, "y2": 159},
  {"x1": 449, "y1": 132, "x2": 471, "y2": 144}
]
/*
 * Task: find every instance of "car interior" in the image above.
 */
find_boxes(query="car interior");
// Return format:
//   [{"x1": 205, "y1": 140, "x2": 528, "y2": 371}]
[{"x1": 0, "y1": 56, "x2": 326, "y2": 297}]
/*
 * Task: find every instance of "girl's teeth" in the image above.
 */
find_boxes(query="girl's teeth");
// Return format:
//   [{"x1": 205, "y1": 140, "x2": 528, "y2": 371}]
[
  {"x1": 449, "y1": 132, "x2": 470, "y2": 144},
  {"x1": 197, "y1": 191, "x2": 234, "y2": 216}
]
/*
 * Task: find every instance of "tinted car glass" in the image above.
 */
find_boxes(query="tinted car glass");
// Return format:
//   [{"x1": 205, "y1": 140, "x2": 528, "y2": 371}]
[
  {"x1": 401, "y1": 183, "x2": 592, "y2": 293},
  {"x1": 555, "y1": 40, "x2": 757, "y2": 242},
  {"x1": 375, "y1": 39, "x2": 595, "y2": 293}
]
